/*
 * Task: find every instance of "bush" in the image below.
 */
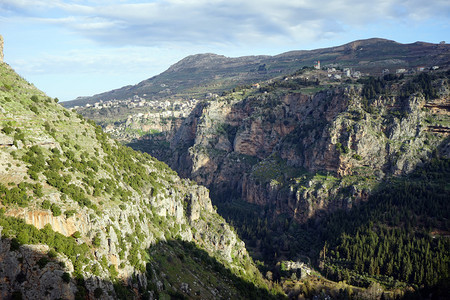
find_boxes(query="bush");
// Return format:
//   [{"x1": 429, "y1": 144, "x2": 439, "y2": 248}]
[
  {"x1": 1, "y1": 126, "x2": 14, "y2": 135},
  {"x1": 94, "y1": 287, "x2": 103, "y2": 298},
  {"x1": 28, "y1": 170, "x2": 39, "y2": 181},
  {"x1": 65, "y1": 210, "x2": 76, "y2": 218},
  {"x1": 41, "y1": 200, "x2": 51, "y2": 210},
  {"x1": 51, "y1": 204, "x2": 62, "y2": 216},
  {"x1": 92, "y1": 234, "x2": 101, "y2": 247},
  {"x1": 37, "y1": 257, "x2": 49, "y2": 268},
  {"x1": 29, "y1": 105, "x2": 39, "y2": 114},
  {"x1": 61, "y1": 272, "x2": 71, "y2": 283},
  {"x1": 352, "y1": 154, "x2": 363, "y2": 160},
  {"x1": 48, "y1": 249, "x2": 58, "y2": 258}
]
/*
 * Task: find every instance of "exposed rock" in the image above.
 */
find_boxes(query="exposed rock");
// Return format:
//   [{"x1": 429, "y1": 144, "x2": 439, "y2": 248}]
[
  {"x1": 0, "y1": 229, "x2": 77, "y2": 300},
  {"x1": 141, "y1": 72, "x2": 450, "y2": 223},
  {"x1": 0, "y1": 61, "x2": 268, "y2": 299}
]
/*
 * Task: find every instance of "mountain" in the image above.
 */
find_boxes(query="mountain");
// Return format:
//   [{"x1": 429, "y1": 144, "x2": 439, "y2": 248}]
[
  {"x1": 122, "y1": 63, "x2": 450, "y2": 295},
  {"x1": 0, "y1": 60, "x2": 281, "y2": 298},
  {"x1": 63, "y1": 38, "x2": 450, "y2": 108},
  {"x1": 60, "y1": 38, "x2": 449, "y2": 297}
]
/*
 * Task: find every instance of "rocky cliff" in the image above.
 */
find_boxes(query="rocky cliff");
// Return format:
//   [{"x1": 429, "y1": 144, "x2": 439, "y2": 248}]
[
  {"x1": 142, "y1": 68, "x2": 450, "y2": 223},
  {"x1": 0, "y1": 61, "x2": 275, "y2": 298}
]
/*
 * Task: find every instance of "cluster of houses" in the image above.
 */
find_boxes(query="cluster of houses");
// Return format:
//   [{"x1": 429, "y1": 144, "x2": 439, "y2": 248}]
[
  {"x1": 324, "y1": 64, "x2": 440, "y2": 81},
  {"x1": 326, "y1": 67, "x2": 362, "y2": 80},
  {"x1": 384, "y1": 65, "x2": 440, "y2": 75},
  {"x1": 75, "y1": 95, "x2": 198, "y2": 114}
]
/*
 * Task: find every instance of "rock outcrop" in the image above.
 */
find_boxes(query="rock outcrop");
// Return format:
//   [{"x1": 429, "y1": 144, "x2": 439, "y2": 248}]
[
  {"x1": 0, "y1": 61, "x2": 271, "y2": 298},
  {"x1": 145, "y1": 70, "x2": 450, "y2": 222}
]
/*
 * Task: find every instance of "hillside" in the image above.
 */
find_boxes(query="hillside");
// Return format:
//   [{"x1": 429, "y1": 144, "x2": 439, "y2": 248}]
[
  {"x1": 0, "y1": 61, "x2": 281, "y2": 298},
  {"x1": 63, "y1": 38, "x2": 450, "y2": 108},
  {"x1": 124, "y1": 65, "x2": 450, "y2": 297},
  {"x1": 56, "y1": 38, "x2": 449, "y2": 298}
]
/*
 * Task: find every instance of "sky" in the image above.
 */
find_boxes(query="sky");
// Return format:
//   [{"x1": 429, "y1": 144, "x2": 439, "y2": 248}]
[{"x1": 1, "y1": 0, "x2": 449, "y2": 102}]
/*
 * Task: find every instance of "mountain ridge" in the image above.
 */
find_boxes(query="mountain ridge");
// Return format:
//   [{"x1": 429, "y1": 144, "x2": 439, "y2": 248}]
[{"x1": 64, "y1": 38, "x2": 450, "y2": 108}]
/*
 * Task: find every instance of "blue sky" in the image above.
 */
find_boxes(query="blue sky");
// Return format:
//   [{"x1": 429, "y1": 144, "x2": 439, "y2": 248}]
[{"x1": 1, "y1": 0, "x2": 449, "y2": 101}]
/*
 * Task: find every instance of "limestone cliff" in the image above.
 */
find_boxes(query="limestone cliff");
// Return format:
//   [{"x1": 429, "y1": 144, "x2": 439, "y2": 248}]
[
  {"x1": 0, "y1": 60, "x2": 274, "y2": 298},
  {"x1": 152, "y1": 69, "x2": 450, "y2": 222}
]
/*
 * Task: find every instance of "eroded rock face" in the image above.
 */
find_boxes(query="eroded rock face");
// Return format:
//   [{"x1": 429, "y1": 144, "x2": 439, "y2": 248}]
[
  {"x1": 161, "y1": 78, "x2": 449, "y2": 222},
  {"x1": 0, "y1": 230, "x2": 77, "y2": 300},
  {"x1": 0, "y1": 179, "x2": 251, "y2": 298},
  {"x1": 0, "y1": 58, "x2": 268, "y2": 299}
]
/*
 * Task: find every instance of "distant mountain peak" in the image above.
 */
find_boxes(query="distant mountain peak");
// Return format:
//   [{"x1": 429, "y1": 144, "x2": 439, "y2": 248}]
[
  {"x1": 167, "y1": 53, "x2": 228, "y2": 72},
  {"x1": 63, "y1": 38, "x2": 450, "y2": 107}
]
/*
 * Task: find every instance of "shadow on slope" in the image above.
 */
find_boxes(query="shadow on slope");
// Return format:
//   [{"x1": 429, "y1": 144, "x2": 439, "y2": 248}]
[
  {"x1": 0, "y1": 231, "x2": 284, "y2": 299},
  {"x1": 217, "y1": 152, "x2": 450, "y2": 294}
]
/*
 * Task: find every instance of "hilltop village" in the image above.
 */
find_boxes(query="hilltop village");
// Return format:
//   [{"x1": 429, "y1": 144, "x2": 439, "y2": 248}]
[{"x1": 73, "y1": 60, "x2": 444, "y2": 143}]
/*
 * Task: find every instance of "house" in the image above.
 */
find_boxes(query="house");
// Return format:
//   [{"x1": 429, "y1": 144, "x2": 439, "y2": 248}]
[
  {"x1": 343, "y1": 68, "x2": 351, "y2": 77},
  {"x1": 352, "y1": 71, "x2": 361, "y2": 78},
  {"x1": 314, "y1": 60, "x2": 321, "y2": 70}
]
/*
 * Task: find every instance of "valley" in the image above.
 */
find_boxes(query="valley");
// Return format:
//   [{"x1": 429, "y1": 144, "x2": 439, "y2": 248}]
[
  {"x1": 1, "y1": 38, "x2": 449, "y2": 299},
  {"x1": 69, "y1": 39, "x2": 450, "y2": 298}
]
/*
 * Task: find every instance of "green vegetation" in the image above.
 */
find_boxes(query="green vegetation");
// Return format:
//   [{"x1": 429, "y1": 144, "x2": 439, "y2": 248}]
[
  {"x1": 219, "y1": 158, "x2": 450, "y2": 293},
  {"x1": 251, "y1": 155, "x2": 306, "y2": 185},
  {"x1": 147, "y1": 239, "x2": 284, "y2": 300},
  {"x1": 0, "y1": 213, "x2": 92, "y2": 276},
  {"x1": 0, "y1": 61, "x2": 278, "y2": 299},
  {"x1": 322, "y1": 158, "x2": 449, "y2": 288}
]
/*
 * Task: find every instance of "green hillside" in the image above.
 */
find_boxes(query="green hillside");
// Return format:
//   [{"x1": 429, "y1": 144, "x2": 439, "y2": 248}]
[{"x1": 0, "y1": 62, "x2": 282, "y2": 298}]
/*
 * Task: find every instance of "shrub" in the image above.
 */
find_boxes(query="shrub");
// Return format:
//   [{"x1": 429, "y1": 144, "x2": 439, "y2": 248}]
[
  {"x1": 48, "y1": 249, "x2": 58, "y2": 258},
  {"x1": 41, "y1": 200, "x2": 51, "y2": 210},
  {"x1": 51, "y1": 204, "x2": 62, "y2": 216},
  {"x1": 28, "y1": 170, "x2": 39, "y2": 181},
  {"x1": 61, "y1": 272, "x2": 71, "y2": 283},
  {"x1": 37, "y1": 257, "x2": 49, "y2": 268},
  {"x1": 29, "y1": 105, "x2": 39, "y2": 114},
  {"x1": 352, "y1": 154, "x2": 363, "y2": 161},
  {"x1": 92, "y1": 234, "x2": 101, "y2": 247},
  {"x1": 1, "y1": 126, "x2": 14, "y2": 135},
  {"x1": 94, "y1": 287, "x2": 103, "y2": 298},
  {"x1": 65, "y1": 210, "x2": 76, "y2": 218}
]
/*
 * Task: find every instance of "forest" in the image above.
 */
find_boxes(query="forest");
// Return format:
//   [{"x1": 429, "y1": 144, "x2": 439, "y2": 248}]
[{"x1": 218, "y1": 157, "x2": 450, "y2": 293}]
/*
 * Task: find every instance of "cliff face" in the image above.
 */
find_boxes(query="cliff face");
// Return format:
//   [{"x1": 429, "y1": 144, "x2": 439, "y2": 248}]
[
  {"x1": 0, "y1": 62, "x2": 271, "y2": 299},
  {"x1": 154, "y1": 69, "x2": 450, "y2": 222}
]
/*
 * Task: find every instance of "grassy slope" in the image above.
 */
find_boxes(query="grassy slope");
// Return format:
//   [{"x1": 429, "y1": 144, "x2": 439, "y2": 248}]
[{"x1": 0, "y1": 62, "x2": 281, "y2": 298}]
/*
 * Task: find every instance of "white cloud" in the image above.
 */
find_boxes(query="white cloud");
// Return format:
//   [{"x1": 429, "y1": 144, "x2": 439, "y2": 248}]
[
  {"x1": 2, "y1": 0, "x2": 448, "y2": 48},
  {"x1": 2, "y1": 0, "x2": 449, "y2": 101}
]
